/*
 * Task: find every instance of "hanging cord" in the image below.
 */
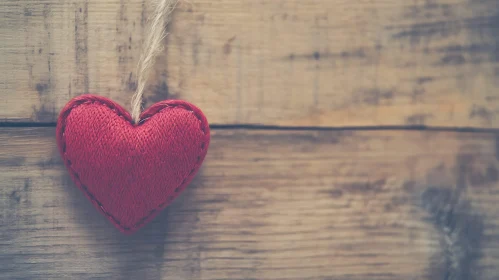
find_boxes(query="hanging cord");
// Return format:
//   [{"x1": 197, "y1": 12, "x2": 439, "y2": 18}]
[{"x1": 131, "y1": 0, "x2": 179, "y2": 123}]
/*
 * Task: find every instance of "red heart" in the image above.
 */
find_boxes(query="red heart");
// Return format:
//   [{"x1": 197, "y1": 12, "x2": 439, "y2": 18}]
[{"x1": 56, "y1": 94, "x2": 210, "y2": 234}]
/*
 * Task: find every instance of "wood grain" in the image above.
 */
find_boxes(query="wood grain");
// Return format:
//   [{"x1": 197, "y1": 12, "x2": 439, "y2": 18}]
[
  {"x1": 1, "y1": 0, "x2": 499, "y2": 127},
  {"x1": 2, "y1": 128, "x2": 499, "y2": 279}
]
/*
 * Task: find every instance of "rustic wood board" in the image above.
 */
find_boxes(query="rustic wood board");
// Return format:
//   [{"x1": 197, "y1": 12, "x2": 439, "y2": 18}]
[
  {"x1": 1, "y1": 0, "x2": 499, "y2": 127},
  {"x1": 1, "y1": 128, "x2": 499, "y2": 279}
]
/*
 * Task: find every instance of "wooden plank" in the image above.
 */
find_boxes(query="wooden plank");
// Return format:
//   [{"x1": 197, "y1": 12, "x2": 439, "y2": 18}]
[
  {"x1": 1, "y1": 128, "x2": 499, "y2": 279},
  {"x1": 1, "y1": 0, "x2": 499, "y2": 127}
]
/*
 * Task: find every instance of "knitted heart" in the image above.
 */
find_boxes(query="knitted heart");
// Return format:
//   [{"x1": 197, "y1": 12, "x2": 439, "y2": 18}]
[{"x1": 56, "y1": 94, "x2": 210, "y2": 234}]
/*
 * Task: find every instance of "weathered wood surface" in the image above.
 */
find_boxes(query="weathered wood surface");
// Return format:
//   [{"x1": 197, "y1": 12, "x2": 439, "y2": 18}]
[
  {"x1": 1, "y1": 128, "x2": 499, "y2": 279},
  {"x1": 1, "y1": 0, "x2": 499, "y2": 127}
]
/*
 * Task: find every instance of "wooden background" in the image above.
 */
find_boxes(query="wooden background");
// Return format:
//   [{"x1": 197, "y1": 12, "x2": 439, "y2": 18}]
[{"x1": 1, "y1": 0, "x2": 499, "y2": 279}]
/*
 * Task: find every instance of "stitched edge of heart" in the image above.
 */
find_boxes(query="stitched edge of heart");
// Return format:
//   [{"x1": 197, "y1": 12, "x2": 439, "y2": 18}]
[{"x1": 56, "y1": 94, "x2": 210, "y2": 234}]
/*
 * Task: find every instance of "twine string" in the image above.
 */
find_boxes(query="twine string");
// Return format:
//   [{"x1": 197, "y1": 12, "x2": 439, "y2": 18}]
[{"x1": 131, "y1": 0, "x2": 179, "y2": 123}]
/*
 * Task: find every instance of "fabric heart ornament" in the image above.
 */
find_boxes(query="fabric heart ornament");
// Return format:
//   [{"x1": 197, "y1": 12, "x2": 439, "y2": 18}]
[{"x1": 56, "y1": 94, "x2": 210, "y2": 234}]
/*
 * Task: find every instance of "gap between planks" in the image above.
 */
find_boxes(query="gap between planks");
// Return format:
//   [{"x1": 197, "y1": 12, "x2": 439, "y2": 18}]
[{"x1": 1, "y1": 122, "x2": 499, "y2": 134}]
